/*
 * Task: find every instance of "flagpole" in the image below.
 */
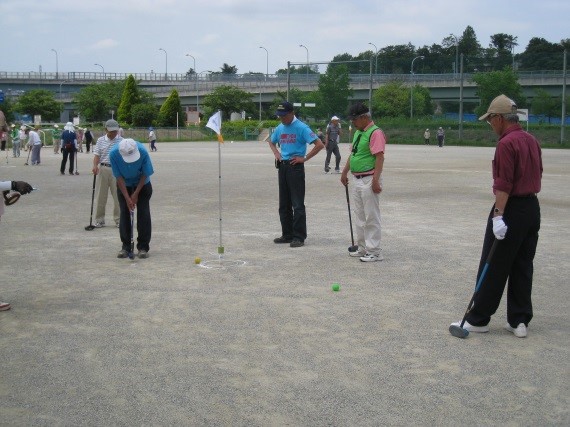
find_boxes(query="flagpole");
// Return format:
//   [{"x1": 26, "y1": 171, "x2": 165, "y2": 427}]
[
  {"x1": 217, "y1": 128, "x2": 224, "y2": 258},
  {"x1": 206, "y1": 110, "x2": 225, "y2": 259}
]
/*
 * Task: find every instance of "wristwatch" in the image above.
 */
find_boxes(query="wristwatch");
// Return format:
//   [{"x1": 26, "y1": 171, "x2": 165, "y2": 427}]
[{"x1": 494, "y1": 208, "x2": 503, "y2": 215}]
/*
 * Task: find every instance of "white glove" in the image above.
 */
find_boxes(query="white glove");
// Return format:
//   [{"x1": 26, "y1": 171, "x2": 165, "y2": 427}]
[{"x1": 492, "y1": 216, "x2": 508, "y2": 240}]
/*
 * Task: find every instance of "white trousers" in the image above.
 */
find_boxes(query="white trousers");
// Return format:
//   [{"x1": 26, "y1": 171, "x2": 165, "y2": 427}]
[
  {"x1": 95, "y1": 165, "x2": 120, "y2": 224},
  {"x1": 353, "y1": 175, "x2": 382, "y2": 255}
]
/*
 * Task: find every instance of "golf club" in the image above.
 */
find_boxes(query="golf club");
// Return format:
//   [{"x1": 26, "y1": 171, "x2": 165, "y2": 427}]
[
  {"x1": 449, "y1": 239, "x2": 499, "y2": 339},
  {"x1": 128, "y1": 208, "x2": 135, "y2": 260},
  {"x1": 84, "y1": 174, "x2": 97, "y2": 230},
  {"x1": 74, "y1": 149, "x2": 79, "y2": 175},
  {"x1": 344, "y1": 184, "x2": 358, "y2": 253},
  {"x1": 24, "y1": 146, "x2": 31, "y2": 165}
]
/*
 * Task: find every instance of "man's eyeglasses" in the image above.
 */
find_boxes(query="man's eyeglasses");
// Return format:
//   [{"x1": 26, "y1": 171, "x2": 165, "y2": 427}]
[{"x1": 486, "y1": 114, "x2": 500, "y2": 125}]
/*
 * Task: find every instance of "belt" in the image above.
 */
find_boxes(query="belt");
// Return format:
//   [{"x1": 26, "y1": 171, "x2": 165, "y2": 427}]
[
  {"x1": 511, "y1": 193, "x2": 537, "y2": 199},
  {"x1": 100, "y1": 163, "x2": 111, "y2": 167},
  {"x1": 353, "y1": 174, "x2": 372, "y2": 179}
]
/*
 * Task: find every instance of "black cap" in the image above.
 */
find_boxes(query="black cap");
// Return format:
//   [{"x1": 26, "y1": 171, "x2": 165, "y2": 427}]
[
  {"x1": 348, "y1": 102, "x2": 369, "y2": 119},
  {"x1": 276, "y1": 101, "x2": 294, "y2": 117}
]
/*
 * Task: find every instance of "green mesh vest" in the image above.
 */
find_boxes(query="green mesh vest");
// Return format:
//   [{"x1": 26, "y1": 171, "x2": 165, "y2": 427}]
[{"x1": 350, "y1": 125, "x2": 379, "y2": 173}]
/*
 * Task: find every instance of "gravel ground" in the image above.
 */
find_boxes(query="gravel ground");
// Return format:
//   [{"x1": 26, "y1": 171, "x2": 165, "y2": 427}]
[{"x1": 1, "y1": 141, "x2": 569, "y2": 426}]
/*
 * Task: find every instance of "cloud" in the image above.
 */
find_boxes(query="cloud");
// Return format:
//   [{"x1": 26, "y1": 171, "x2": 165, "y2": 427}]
[{"x1": 88, "y1": 39, "x2": 119, "y2": 50}]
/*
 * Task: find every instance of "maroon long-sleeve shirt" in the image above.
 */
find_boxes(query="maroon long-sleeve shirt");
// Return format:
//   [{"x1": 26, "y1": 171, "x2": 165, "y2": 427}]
[{"x1": 492, "y1": 124, "x2": 543, "y2": 196}]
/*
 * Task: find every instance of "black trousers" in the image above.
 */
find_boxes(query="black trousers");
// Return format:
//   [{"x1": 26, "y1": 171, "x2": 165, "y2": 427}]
[
  {"x1": 278, "y1": 162, "x2": 306, "y2": 241},
  {"x1": 325, "y1": 141, "x2": 341, "y2": 170},
  {"x1": 467, "y1": 196, "x2": 540, "y2": 327},
  {"x1": 117, "y1": 182, "x2": 153, "y2": 252},
  {"x1": 60, "y1": 149, "x2": 75, "y2": 173}
]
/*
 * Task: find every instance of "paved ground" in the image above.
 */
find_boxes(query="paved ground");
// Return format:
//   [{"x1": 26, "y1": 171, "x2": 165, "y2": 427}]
[{"x1": 1, "y1": 141, "x2": 569, "y2": 426}]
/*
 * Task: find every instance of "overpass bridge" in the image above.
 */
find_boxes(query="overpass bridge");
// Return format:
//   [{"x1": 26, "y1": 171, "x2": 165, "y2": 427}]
[{"x1": 0, "y1": 70, "x2": 566, "y2": 120}]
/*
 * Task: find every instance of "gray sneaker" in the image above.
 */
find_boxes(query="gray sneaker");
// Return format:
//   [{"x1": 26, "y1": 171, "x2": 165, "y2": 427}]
[
  {"x1": 290, "y1": 239, "x2": 304, "y2": 248},
  {"x1": 117, "y1": 249, "x2": 128, "y2": 258},
  {"x1": 95, "y1": 221, "x2": 105, "y2": 228},
  {"x1": 138, "y1": 250, "x2": 149, "y2": 259}
]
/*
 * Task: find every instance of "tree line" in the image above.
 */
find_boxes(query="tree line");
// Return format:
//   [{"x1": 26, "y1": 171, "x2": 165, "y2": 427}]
[{"x1": 183, "y1": 28, "x2": 568, "y2": 77}]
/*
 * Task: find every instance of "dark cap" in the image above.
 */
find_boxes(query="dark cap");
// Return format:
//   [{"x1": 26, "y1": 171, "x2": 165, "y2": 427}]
[
  {"x1": 348, "y1": 102, "x2": 369, "y2": 119},
  {"x1": 275, "y1": 101, "x2": 294, "y2": 117}
]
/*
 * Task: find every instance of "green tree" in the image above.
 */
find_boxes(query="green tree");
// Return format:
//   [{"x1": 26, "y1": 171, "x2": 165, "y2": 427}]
[
  {"x1": 202, "y1": 85, "x2": 253, "y2": 120},
  {"x1": 0, "y1": 97, "x2": 17, "y2": 123},
  {"x1": 15, "y1": 89, "x2": 62, "y2": 121},
  {"x1": 220, "y1": 63, "x2": 238, "y2": 75},
  {"x1": 372, "y1": 80, "x2": 411, "y2": 118},
  {"x1": 531, "y1": 89, "x2": 564, "y2": 123},
  {"x1": 378, "y1": 43, "x2": 416, "y2": 74},
  {"x1": 518, "y1": 37, "x2": 564, "y2": 70},
  {"x1": 472, "y1": 68, "x2": 525, "y2": 117},
  {"x1": 74, "y1": 80, "x2": 125, "y2": 122},
  {"x1": 117, "y1": 75, "x2": 141, "y2": 124},
  {"x1": 316, "y1": 64, "x2": 352, "y2": 119},
  {"x1": 132, "y1": 103, "x2": 158, "y2": 127},
  {"x1": 459, "y1": 25, "x2": 482, "y2": 72},
  {"x1": 157, "y1": 89, "x2": 184, "y2": 127}
]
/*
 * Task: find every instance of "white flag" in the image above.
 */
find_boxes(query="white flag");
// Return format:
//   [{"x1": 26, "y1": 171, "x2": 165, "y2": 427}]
[{"x1": 206, "y1": 111, "x2": 223, "y2": 142}]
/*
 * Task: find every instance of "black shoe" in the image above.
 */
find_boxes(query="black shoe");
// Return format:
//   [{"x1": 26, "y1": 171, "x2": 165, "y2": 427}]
[
  {"x1": 274, "y1": 236, "x2": 293, "y2": 244},
  {"x1": 290, "y1": 239, "x2": 304, "y2": 248}
]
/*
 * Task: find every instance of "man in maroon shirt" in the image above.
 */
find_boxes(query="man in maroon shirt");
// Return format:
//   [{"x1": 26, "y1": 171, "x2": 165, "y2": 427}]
[{"x1": 451, "y1": 94, "x2": 542, "y2": 338}]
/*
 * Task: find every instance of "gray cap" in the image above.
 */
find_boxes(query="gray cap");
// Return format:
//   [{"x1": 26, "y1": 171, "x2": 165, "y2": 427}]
[{"x1": 105, "y1": 119, "x2": 120, "y2": 131}]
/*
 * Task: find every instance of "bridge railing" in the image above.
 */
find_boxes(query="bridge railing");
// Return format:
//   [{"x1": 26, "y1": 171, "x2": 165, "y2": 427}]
[{"x1": 1, "y1": 70, "x2": 566, "y2": 85}]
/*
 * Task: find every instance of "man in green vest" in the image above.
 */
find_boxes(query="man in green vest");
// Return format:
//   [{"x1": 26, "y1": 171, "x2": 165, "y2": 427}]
[{"x1": 340, "y1": 102, "x2": 387, "y2": 262}]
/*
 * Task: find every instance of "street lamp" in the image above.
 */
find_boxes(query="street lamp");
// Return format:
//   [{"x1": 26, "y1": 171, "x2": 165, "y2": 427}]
[
  {"x1": 299, "y1": 44, "x2": 309, "y2": 81},
  {"x1": 259, "y1": 46, "x2": 268, "y2": 81},
  {"x1": 450, "y1": 34, "x2": 459, "y2": 76},
  {"x1": 51, "y1": 48, "x2": 58, "y2": 79},
  {"x1": 58, "y1": 80, "x2": 70, "y2": 100},
  {"x1": 410, "y1": 55, "x2": 425, "y2": 119},
  {"x1": 185, "y1": 54, "x2": 199, "y2": 116},
  {"x1": 159, "y1": 48, "x2": 168, "y2": 80},
  {"x1": 94, "y1": 63, "x2": 104, "y2": 78},
  {"x1": 368, "y1": 42, "x2": 378, "y2": 75}
]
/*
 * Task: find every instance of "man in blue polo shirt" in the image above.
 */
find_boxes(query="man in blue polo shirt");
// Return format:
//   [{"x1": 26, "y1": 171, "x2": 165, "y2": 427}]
[
  {"x1": 268, "y1": 101, "x2": 324, "y2": 248},
  {"x1": 110, "y1": 138, "x2": 154, "y2": 259}
]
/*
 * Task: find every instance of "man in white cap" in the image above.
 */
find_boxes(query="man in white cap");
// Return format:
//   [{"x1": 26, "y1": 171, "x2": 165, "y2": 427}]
[
  {"x1": 325, "y1": 116, "x2": 342, "y2": 173},
  {"x1": 92, "y1": 119, "x2": 122, "y2": 228},
  {"x1": 109, "y1": 138, "x2": 154, "y2": 259},
  {"x1": 60, "y1": 122, "x2": 77, "y2": 175},
  {"x1": 451, "y1": 94, "x2": 542, "y2": 338}
]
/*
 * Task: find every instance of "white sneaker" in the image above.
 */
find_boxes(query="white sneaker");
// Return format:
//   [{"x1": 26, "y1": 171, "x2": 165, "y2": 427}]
[
  {"x1": 450, "y1": 320, "x2": 489, "y2": 333},
  {"x1": 349, "y1": 248, "x2": 365, "y2": 257},
  {"x1": 94, "y1": 221, "x2": 105, "y2": 228},
  {"x1": 360, "y1": 252, "x2": 384, "y2": 262},
  {"x1": 505, "y1": 322, "x2": 527, "y2": 338}
]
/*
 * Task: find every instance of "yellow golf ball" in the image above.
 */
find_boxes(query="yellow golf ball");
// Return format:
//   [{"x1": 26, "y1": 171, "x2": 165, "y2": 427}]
[{"x1": 194, "y1": 257, "x2": 201, "y2": 264}]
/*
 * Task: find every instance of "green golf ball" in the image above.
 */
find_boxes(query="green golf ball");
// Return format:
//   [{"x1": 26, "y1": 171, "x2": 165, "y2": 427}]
[{"x1": 332, "y1": 283, "x2": 340, "y2": 292}]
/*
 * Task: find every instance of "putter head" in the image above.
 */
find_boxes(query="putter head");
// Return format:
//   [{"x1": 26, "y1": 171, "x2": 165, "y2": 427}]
[
  {"x1": 449, "y1": 324, "x2": 469, "y2": 339},
  {"x1": 85, "y1": 225, "x2": 96, "y2": 231},
  {"x1": 348, "y1": 245, "x2": 359, "y2": 253},
  {"x1": 128, "y1": 252, "x2": 135, "y2": 260}
]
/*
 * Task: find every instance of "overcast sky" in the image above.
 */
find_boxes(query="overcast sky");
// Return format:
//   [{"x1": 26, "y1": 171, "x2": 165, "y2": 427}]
[{"x1": 1, "y1": 0, "x2": 567, "y2": 76}]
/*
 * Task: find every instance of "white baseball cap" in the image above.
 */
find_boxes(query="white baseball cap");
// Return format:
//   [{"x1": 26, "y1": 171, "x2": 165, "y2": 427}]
[{"x1": 119, "y1": 138, "x2": 140, "y2": 163}]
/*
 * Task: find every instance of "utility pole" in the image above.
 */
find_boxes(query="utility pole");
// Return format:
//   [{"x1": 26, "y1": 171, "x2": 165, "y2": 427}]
[{"x1": 561, "y1": 49, "x2": 567, "y2": 143}]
